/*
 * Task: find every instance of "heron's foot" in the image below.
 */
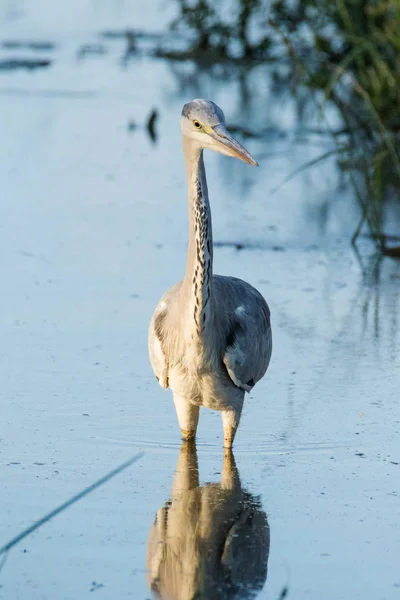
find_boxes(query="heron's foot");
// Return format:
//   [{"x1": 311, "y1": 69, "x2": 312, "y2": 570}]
[{"x1": 181, "y1": 428, "x2": 197, "y2": 442}]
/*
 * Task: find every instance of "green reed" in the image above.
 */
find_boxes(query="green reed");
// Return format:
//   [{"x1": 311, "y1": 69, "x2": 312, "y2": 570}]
[{"x1": 172, "y1": 0, "x2": 400, "y2": 255}]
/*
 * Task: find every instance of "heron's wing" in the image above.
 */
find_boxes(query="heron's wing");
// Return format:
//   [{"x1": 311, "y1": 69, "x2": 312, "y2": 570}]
[
  {"x1": 148, "y1": 311, "x2": 169, "y2": 388},
  {"x1": 148, "y1": 282, "x2": 181, "y2": 389},
  {"x1": 222, "y1": 294, "x2": 272, "y2": 393},
  {"x1": 221, "y1": 497, "x2": 270, "y2": 589}
]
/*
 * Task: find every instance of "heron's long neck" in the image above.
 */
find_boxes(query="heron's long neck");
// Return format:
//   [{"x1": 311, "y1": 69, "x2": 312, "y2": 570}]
[{"x1": 183, "y1": 137, "x2": 213, "y2": 335}]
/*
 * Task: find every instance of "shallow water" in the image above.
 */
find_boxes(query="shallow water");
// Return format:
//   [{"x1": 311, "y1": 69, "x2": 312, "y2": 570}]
[{"x1": 1, "y1": 2, "x2": 400, "y2": 599}]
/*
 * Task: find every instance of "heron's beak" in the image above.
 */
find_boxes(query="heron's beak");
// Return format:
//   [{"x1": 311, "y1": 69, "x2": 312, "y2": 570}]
[{"x1": 208, "y1": 123, "x2": 258, "y2": 166}]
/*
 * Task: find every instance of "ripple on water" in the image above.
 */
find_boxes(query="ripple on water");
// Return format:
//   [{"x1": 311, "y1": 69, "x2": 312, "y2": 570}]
[{"x1": 89, "y1": 431, "x2": 353, "y2": 457}]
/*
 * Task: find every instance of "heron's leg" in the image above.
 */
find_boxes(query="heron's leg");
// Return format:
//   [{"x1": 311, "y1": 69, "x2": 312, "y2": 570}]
[
  {"x1": 173, "y1": 394, "x2": 200, "y2": 441},
  {"x1": 172, "y1": 441, "x2": 199, "y2": 496},
  {"x1": 221, "y1": 448, "x2": 241, "y2": 491},
  {"x1": 221, "y1": 401, "x2": 243, "y2": 449}
]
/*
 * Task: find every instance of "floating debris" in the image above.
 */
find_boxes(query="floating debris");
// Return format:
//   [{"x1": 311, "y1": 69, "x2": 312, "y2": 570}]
[{"x1": 90, "y1": 581, "x2": 104, "y2": 592}]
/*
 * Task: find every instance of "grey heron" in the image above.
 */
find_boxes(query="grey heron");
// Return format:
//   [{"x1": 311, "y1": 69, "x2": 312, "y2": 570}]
[{"x1": 148, "y1": 99, "x2": 272, "y2": 447}]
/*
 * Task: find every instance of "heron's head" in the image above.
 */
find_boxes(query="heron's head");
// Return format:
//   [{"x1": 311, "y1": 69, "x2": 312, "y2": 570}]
[{"x1": 181, "y1": 99, "x2": 258, "y2": 166}]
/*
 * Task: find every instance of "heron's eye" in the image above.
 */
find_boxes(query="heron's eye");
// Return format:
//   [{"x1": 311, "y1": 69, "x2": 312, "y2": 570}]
[{"x1": 193, "y1": 120, "x2": 202, "y2": 129}]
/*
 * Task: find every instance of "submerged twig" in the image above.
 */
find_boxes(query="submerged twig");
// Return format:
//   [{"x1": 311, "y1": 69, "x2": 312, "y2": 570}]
[
  {"x1": 146, "y1": 109, "x2": 159, "y2": 143},
  {"x1": 0, "y1": 452, "x2": 144, "y2": 558}
]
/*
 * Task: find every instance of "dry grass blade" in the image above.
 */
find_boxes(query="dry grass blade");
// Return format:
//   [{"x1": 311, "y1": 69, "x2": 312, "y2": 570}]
[
  {"x1": 269, "y1": 148, "x2": 341, "y2": 195},
  {"x1": 0, "y1": 452, "x2": 144, "y2": 559}
]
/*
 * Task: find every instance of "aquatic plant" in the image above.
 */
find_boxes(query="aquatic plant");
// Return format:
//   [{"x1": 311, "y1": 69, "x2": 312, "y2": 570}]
[
  {"x1": 171, "y1": 0, "x2": 271, "y2": 61},
  {"x1": 172, "y1": 0, "x2": 400, "y2": 255},
  {"x1": 271, "y1": 0, "x2": 400, "y2": 255}
]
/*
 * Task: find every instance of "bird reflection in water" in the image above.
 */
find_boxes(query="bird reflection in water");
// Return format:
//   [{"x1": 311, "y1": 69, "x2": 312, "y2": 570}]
[{"x1": 147, "y1": 442, "x2": 270, "y2": 600}]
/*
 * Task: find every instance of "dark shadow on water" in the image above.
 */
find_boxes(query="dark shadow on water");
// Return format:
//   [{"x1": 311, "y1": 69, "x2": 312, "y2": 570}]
[
  {"x1": 147, "y1": 441, "x2": 270, "y2": 600},
  {"x1": 0, "y1": 58, "x2": 51, "y2": 70},
  {"x1": 2, "y1": 40, "x2": 55, "y2": 51}
]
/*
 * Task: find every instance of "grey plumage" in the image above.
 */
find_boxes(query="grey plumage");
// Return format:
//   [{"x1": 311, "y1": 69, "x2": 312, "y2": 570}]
[{"x1": 148, "y1": 99, "x2": 272, "y2": 447}]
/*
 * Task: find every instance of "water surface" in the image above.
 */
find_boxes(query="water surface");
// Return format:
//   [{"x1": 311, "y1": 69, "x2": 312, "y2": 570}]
[{"x1": 1, "y1": 2, "x2": 399, "y2": 599}]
